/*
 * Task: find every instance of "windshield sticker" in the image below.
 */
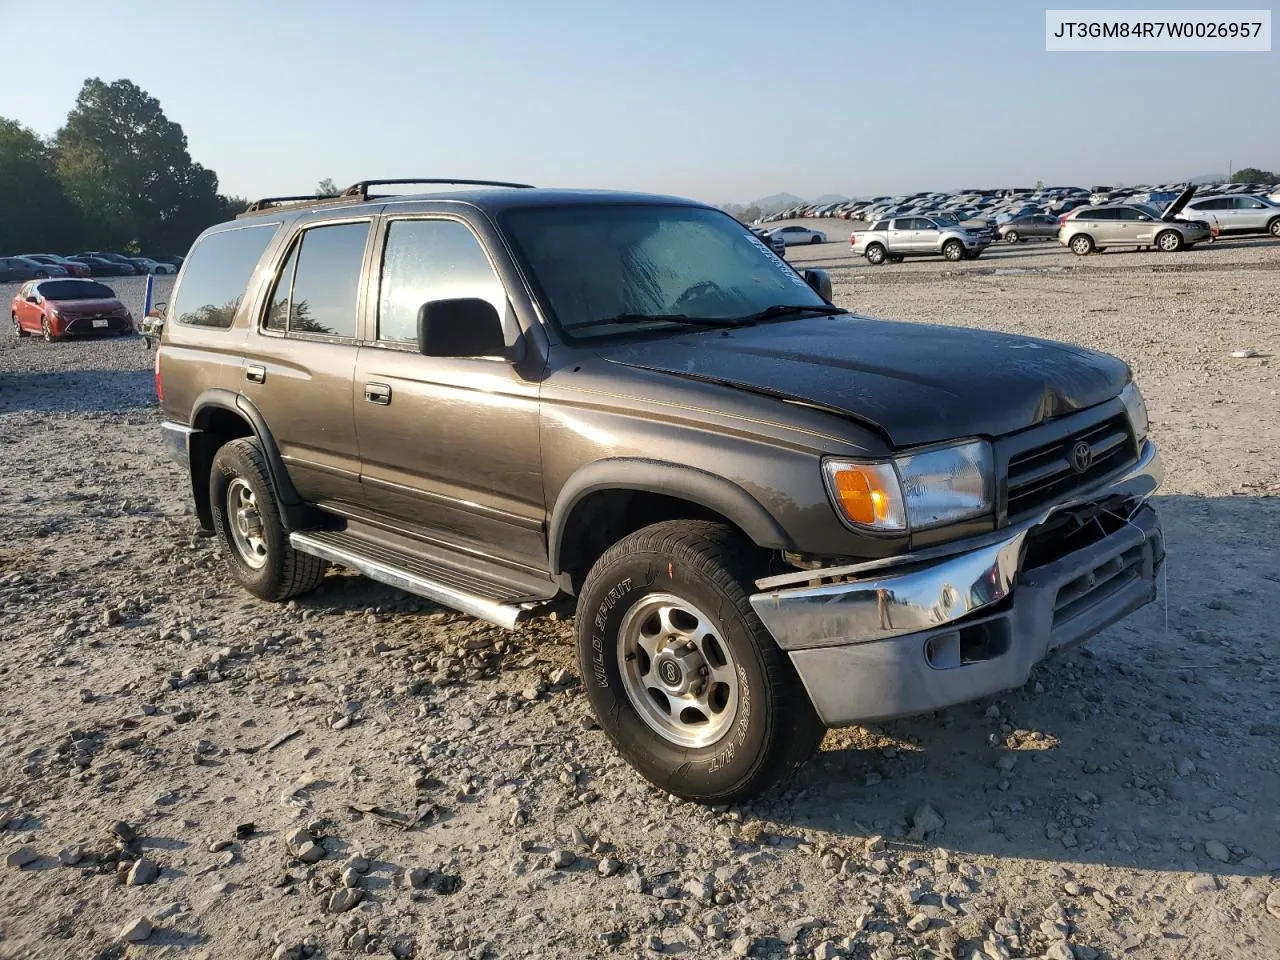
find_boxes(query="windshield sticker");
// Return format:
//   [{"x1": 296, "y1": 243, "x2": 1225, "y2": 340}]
[{"x1": 745, "y1": 235, "x2": 810, "y2": 288}]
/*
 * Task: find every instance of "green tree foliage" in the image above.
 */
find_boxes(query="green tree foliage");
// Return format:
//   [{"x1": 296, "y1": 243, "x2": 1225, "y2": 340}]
[
  {"x1": 54, "y1": 78, "x2": 227, "y2": 254},
  {"x1": 316, "y1": 178, "x2": 340, "y2": 197},
  {"x1": 1230, "y1": 167, "x2": 1277, "y2": 184},
  {"x1": 0, "y1": 118, "x2": 82, "y2": 253}
]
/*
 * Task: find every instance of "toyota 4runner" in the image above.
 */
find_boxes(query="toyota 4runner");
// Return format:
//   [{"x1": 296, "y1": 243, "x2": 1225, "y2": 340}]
[{"x1": 151, "y1": 179, "x2": 1164, "y2": 803}]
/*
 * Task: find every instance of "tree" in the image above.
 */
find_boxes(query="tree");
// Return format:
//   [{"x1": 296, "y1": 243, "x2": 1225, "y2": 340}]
[
  {"x1": 1230, "y1": 167, "x2": 1277, "y2": 184},
  {"x1": 54, "y1": 78, "x2": 227, "y2": 253},
  {"x1": 316, "y1": 177, "x2": 339, "y2": 197},
  {"x1": 0, "y1": 118, "x2": 82, "y2": 253}
]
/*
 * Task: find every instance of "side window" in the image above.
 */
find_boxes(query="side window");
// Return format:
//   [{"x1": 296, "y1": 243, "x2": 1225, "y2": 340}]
[
  {"x1": 284, "y1": 222, "x2": 370, "y2": 338},
  {"x1": 1115, "y1": 208, "x2": 1143, "y2": 221},
  {"x1": 174, "y1": 224, "x2": 277, "y2": 329},
  {"x1": 376, "y1": 219, "x2": 506, "y2": 343},
  {"x1": 1236, "y1": 197, "x2": 1264, "y2": 209},
  {"x1": 1090, "y1": 209, "x2": 1119, "y2": 221},
  {"x1": 871, "y1": 221, "x2": 887, "y2": 232},
  {"x1": 263, "y1": 243, "x2": 298, "y2": 333}
]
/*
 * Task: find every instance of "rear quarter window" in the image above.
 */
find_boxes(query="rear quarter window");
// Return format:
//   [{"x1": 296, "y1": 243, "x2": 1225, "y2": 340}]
[{"x1": 173, "y1": 223, "x2": 279, "y2": 329}]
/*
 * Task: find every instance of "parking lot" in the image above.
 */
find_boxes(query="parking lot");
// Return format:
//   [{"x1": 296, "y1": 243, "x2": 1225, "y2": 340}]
[{"x1": 1, "y1": 241, "x2": 1279, "y2": 959}]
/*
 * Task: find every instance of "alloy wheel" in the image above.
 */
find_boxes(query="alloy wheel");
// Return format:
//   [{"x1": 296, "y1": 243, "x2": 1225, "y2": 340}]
[{"x1": 226, "y1": 478, "x2": 269, "y2": 569}]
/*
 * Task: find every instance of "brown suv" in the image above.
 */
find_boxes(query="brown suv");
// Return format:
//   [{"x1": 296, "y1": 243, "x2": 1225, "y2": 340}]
[{"x1": 152, "y1": 179, "x2": 1165, "y2": 803}]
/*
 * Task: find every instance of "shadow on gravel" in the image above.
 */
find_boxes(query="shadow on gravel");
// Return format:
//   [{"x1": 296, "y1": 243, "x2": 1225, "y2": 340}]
[
  {"x1": 759, "y1": 494, "x2": 1280, "y2": 880},
  {"x1": 0, "y1": 369, "x2": 156, "y2": 413}
]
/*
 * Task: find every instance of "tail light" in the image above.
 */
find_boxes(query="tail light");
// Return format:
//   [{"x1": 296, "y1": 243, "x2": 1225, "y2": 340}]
[
  {"x1": 154, "y1": 349, "x2": 163, "y2": 402},
  {"x1": 849, "y1": 233, "x2": 856, "y2": 245}
]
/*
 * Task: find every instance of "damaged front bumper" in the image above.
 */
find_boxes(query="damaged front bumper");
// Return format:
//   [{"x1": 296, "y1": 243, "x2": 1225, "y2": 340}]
[{"x1": 750, "y1": 440, "x2": 1164, "y2": 726}]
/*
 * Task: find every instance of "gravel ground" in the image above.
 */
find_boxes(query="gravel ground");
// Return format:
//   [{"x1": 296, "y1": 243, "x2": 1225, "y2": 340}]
[{"x1": 1, "y1": 246, "x2": 1278, "y2": 960}]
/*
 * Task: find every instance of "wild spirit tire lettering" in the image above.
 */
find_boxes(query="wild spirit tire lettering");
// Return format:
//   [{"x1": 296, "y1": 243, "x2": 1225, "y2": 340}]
[
  {"x1": 707, "y1": 665, "x2": 751, "y2": 773},
  {"x1": 591, "y1": 577, "x2": 632, "y2": 688}
]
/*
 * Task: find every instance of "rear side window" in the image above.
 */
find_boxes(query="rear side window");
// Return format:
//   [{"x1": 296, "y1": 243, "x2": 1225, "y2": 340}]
[
  {"x1": 376, "y1": 219, "x2": 505, "y2": 343},
  {"x1": 174, "y1": 224, "x2": 277, "y2": 328},
  {"x1": 1090, "y1": 209, "x2": 1120, "y2": 221},
  {"x1": 871, "y1": 221, "x2": 887, "y2": 231},
  {"x1": 266, "y1": 222, "x2": 370, "y2": 339}
]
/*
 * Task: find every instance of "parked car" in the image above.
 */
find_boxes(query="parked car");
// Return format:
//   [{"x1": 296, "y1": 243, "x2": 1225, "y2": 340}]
[
  {"x1": 150, "y1": 180, "x2": 1162, "y2": 803},
  {"x1": 21, "y1": 254, "x2": 91, "y2": 278},
  {"x1": 66, "y1": 255, "x2": 131, "y2": 277},
  {"x1": 127, "y1": 256, "x2": 179, "y2": 275},
  {"x1": 998, "y1": 214, "x2": 1062, "y2": 242},
  {"x1": 750, "y1": 227, "x2": 787, "y2": 256},
  {"x1": 766, "y1": 225, "x2": 827, "y2": 245},
  {"x1": 850, "y1": 216, "x2": 989, "y2": 264},
  {"x1": 1177, "y1": 194, "x2": 1280, "y2": 238},
  {"x1": 78, "y1": 252, "x2": 142, "y2": 275},
  {"x1": 0, "y1": 256, "x2": 57, "y2": 282},
  {"x1": 1059, "y1": 187, "x2": 1209, "y2": 255},
  {"x1": 10, "y1": 278, "x2": 133, "y2": 341}
]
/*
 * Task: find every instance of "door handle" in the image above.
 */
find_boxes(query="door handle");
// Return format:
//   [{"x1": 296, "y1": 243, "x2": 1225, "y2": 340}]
[
  {"x1": 364, "y1": 382, "x2": 391, "y2": 405},
  {"x1": 245, "y1": 363, "x2": 266, "y2": 384}
]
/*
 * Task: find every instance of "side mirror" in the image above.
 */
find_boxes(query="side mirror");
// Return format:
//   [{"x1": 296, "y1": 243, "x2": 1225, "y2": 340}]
[
  {"x1": 417, "y1": 298, "x2": 506, "y2": 358},
  {"x1": 802, "y1": 269, "x2": 832, "y2": 303}
]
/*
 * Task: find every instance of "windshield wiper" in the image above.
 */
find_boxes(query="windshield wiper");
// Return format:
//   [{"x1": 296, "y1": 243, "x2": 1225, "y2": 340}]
[
  {"x1": 735, "y1": 304, "x2": 847, "y2": 324},
  {"x1": 599, "y1": 313, "x2": 748, "y2": 329}
]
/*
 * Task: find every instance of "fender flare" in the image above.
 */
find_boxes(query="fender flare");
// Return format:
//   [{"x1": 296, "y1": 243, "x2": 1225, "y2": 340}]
[
  {"x1": 547, "y1": 458, "x2": 793, "y2": 576},
  {"x1": 190, "y1": 389, "x2": 302, "y2": 507}
]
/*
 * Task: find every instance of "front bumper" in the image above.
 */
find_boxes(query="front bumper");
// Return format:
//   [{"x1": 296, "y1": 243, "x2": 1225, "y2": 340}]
[{"x1": 750, "y1": 440, "x2": 1164, "y2": 726}]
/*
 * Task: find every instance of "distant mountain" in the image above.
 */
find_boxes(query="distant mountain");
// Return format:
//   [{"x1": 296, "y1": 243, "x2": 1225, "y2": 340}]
[
  {"x1": 753, "y1": 192, "x2": 806, "y2": 214},
  {"x1": 813, "y1": 194, "x2": 849, "y2": 204},
  {"x1": 1188, "y1": 173, "x2": 1226, "y2": 184}
]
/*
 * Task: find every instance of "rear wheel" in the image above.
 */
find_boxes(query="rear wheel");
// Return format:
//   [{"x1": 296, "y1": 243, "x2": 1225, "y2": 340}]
[
  {"x1": 1070, "y1": 234, "x2": 1095, "y2": 256},
  {"x1": 575, "y1": 520, "x2": 825, "y2": 804},
  {"x1": 210, "y1": 438, "x2": 328, "y2": 602},
  {"x1": 1156, "y1": 230, "x2": 1183, "y2": 253},
  {"x1": 942, "y1": 240, "x2": 964, "y2": 262},
  {"x1": 865, "y1": 243, "x2": 887, "y2": 265}
]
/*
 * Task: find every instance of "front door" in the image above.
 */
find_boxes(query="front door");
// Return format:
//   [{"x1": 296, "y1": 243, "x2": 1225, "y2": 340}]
[
  {"x1": 352, "y1": 216, "x2": 546, "y2": 570},
  {"x1": 240, "y1": 219, "x2": 373, "y2": 508}
]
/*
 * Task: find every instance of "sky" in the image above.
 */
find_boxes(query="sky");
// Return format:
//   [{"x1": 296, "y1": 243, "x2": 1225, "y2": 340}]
[{"x1": 1, "y1": 0, "x2": 1276, "y2": 205}]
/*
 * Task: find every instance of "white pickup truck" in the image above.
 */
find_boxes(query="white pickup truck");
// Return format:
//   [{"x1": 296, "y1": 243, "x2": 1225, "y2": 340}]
[{"x1": 850, "y1": 215, "x2": 989, "y2": 265}]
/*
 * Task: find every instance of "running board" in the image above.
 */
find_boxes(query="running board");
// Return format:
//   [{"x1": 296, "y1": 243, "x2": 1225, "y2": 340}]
[{"x1": 289, "y1": 530, "x2": 547, "y2": 629}]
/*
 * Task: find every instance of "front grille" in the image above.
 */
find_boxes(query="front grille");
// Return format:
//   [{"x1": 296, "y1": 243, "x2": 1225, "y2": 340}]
[
  {"x1": 1006, "y1": 414, "x2": 1136, "y2": 519},
  {"x1": 65, "y1": 315, "x2": 129, "y2": 334}
]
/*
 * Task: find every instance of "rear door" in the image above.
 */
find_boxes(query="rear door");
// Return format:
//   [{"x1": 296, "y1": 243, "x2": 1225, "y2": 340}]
[
  {"x1": 1087, "y1": 208, "x2": 1123, "y2": 244},
  {"x1": 352, "y1": 215, "x2": 546, "y2": 568},
  {"x1": 1233, "y1": 196, "x2": 1270, "y2": 230},
  {"x1": 240, "y1": 219, "x2": 373, "y2": 508}
]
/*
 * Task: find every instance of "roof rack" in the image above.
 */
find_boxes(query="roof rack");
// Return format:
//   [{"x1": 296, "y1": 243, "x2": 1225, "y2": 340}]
[
  {"x1": 340, "y1": 178, "x2": 535, "y2": 201},
  {"x1": 240, "y1": 194, "x2": 335, "y2": 214}
]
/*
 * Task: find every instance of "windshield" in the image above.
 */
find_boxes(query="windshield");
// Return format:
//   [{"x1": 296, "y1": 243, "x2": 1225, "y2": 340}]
[
  {"x1": 503, "y1": 204, "x2": 826, "y2": 340},
  {"x1": 37, "y1": 280, "x2": 115, "y2": 300},
  {"x1": 1134, "y1": 203, "x2": 1163, "y2": 219}
]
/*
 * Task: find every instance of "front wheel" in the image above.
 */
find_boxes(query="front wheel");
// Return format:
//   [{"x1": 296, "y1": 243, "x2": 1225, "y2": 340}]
[
  {"x1": 210, "y1": 438, "x2": 328, "y2": 602},
  {"x1": 12, "y1": 314, "x2": 27, "y2": 338},
  {"x1": 1269, "y1": 218, "x2": 1280, "y2": 239},
  {"x1": 1005, "y1": 231, "x2": 1019, "y2": 243},
  {"x1": 942, "y1": 240, "x2": 964, "y2": 262},
  {"x1": 575, "y1": 520, "x2": 824, "y2": 804},
  {"x1": 810, "y1": 235, "x2": 823, "y2": 244},
  {"x1": 40, "y1": 317, "x2": 53, "y2": 342},
  {"x1": 1156, "y1": 230, "x2": 1183, "y2": 253}
]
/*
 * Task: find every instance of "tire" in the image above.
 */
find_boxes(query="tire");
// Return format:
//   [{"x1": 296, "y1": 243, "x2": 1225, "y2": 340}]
[
  {"x1": 12, "y1": 313, "x2": 27, "y2": 338},
  {"x1": 209, "y1": 437, "x2": 328, "y2": 602},
  {"x1": 1005, "y1": 231, "x2": 1019, "y2": 243},
  {"x1": 942, "y1": 240, "x2": 964, "y2": 262},
  {"x1": 575, "y1": 520, "x2": 825, "y2": 804},
  {"x1": 1156, "y1": 230, "x2": 1183, "y2": 253},
  {"x1": 40, "y1": 317, "x2": 53, "y2": 342},
  {"x1": 865, "y1": 243, "x2": 887, "y2": 265},
  {"x1": 1268, "y1": 217, "x2": 1280, "y2": 239},
  {"x1": 1069, "y1": 234, "x2": 1094, "y2": 256},
  {"x1": 810, "y1": 235, "x2": 822, "y2": 244}
]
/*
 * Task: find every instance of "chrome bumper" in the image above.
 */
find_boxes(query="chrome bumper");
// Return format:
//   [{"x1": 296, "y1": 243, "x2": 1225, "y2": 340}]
[
  {"x1": 160, "y1": 421, "x2": 196, "y2": 468},
  {"x1": 750, "y1": 440, "x2": 1164, "y2": 725}
]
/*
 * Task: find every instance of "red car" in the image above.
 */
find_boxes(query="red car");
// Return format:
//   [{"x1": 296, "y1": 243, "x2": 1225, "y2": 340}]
[
  {"x1": 23, "y1": 254, "x2": 92, "y2": 278},
  {"x1": 11, "y1": 278, "x2": 134, "y2": 341}
]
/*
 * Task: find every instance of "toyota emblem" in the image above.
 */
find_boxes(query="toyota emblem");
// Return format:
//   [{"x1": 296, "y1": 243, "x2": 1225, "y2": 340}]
[{"x1": 1069, "y1": 440, "x2": 1094, "y2": 474}]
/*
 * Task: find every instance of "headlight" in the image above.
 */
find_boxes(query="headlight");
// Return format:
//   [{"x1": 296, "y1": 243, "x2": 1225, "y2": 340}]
[
  {"x1": 1119, "y1": 381, "x2": 1148, "y2": 445},
  {"x1": 823, "y1": 439, "x2": 994, "y2": 532}
]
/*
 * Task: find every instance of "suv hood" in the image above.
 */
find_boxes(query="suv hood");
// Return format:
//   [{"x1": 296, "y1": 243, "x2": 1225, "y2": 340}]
[{"x1": 598, "y1": 315, "x2": 1130, "y2": 448}]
